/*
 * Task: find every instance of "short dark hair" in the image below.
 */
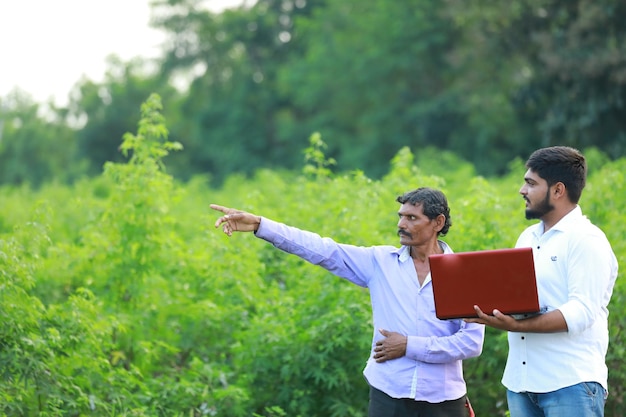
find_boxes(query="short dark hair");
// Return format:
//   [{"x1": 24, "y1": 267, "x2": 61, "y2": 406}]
[
  {"x1": 396, "y1": 187, "x2": 452, "y2": 236},
  {"x1": 525, "y1": 146, "x2": 587, "y2": 203}
]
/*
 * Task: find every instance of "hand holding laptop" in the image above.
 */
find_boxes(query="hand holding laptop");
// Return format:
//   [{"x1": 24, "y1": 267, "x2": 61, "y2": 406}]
[{"x1": 464, "y1": 305, "x2": 523, "y2": 331}]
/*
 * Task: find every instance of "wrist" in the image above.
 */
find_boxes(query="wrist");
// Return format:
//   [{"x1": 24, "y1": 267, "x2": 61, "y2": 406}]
[{"x1": 253, "y1": 216, "x2": 261, "y2": 231}]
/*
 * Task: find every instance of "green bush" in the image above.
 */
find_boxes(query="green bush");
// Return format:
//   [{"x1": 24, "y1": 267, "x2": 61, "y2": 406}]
[{"x1": 0, "y1": 95, "x2": 623, "y2": 416}]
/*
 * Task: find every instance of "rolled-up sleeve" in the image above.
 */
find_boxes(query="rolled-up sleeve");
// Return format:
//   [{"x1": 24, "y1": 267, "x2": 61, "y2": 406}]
[
  {"x1": 406, "y1": 322, "x2": 484, "y2": 363},
  {"x1": 559, "y1": 233, "x2": 617, "y2": 334}
]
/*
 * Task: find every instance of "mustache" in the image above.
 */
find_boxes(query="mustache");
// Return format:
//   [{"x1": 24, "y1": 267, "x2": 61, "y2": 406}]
[{"x1": 398, "y1": 229, "x2": 412, "y2": 238}]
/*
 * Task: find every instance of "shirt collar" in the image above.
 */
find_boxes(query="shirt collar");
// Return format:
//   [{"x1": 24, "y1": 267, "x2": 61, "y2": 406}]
[
  {"x1": 533, "y1": 205, "x2": 584, "y2": 237},
  {"x1": 397, "y1": 240, "x2": 452, "y2": 262}
]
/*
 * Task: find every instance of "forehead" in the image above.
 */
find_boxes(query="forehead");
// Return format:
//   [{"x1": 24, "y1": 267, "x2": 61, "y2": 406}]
[
  {"x1": 524, "y1": 169, "x2": 546, "y2": 184},
  {"x1": 398, "y1": 202, "x2": 426, "y2": 215}
]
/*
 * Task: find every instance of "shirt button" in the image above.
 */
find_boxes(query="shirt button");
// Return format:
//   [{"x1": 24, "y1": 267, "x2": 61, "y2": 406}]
[
  {"x1": 522, "y1": 362, "x2": 526, "y2": 365},
  {"x1": 521, "y1": 336, "x2": 525, "y2": 340}
]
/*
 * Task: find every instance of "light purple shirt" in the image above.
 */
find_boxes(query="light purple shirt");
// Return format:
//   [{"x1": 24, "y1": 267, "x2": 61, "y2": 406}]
[{"x1": 256, "y1": 218, "x2": 485, "y2": 402}]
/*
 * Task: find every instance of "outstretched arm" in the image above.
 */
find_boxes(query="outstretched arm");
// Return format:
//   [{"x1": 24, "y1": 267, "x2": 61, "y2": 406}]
[{"x1": 210, "y1": 204, "x2": 261, "y2": 236}]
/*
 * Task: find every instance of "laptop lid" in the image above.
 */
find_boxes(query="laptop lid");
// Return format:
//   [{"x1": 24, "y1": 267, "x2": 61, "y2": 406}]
[{"x1": 429, "y1": 247, "x2": 539, "y2": 320}]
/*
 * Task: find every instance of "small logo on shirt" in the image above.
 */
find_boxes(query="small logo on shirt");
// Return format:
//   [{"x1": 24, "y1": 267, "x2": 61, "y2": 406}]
[{"x1": 551, "y1": 256, "x2": 557, "y2": 261}]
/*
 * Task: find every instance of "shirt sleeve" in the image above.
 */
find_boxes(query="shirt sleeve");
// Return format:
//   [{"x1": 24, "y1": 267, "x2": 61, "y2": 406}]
[
  {"x1": 558, "y1": 231, "x2": 617, "y2": 334},
  {"x1": 405, "y1": 321, "x2": 485, "y2": 363},
  {"x1": 255, "y1": 217, "x2": 376, "y2": 287}
]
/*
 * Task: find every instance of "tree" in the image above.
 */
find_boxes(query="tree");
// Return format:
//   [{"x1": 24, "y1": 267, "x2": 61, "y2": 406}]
[
  {"x1": 445, "y1": 0, "x2": 626, "y2": 172},
  {"x1": 70, "y1": 56, "x2": 181, "y2": 176},
  {"x1": 152, "y1": 0, "x2": 318, "y2": 184},
  {"x1": 0, "y1": 90, "x2": 83, "y2": 186},
  {"x1": 278, "y1": 0, "x2": 464, "y2": 178}
]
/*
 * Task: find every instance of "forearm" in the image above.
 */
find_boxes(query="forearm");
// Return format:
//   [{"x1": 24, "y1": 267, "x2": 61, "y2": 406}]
[
  {"x1": 405, "y1": 324, "x2": 485, "y2": 363},
  {"x1": 513, "y1": 309, "x2": 568, "y2": 333}
]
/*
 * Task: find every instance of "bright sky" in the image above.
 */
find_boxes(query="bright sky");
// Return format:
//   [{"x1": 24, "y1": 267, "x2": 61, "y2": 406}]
[{"x1": 0, "y1": 0, "x2": 243, "y2": 107}]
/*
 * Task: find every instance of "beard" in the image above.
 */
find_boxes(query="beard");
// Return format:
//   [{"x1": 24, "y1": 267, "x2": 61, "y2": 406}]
[{"x1": 525, "y1": 189, "x2": 554, "y2": 220}]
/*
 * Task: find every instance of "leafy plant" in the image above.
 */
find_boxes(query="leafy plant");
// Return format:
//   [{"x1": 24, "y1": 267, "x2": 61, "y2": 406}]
[{"x1": 0, "y1": 94, "x2": 624, "y2": 416}]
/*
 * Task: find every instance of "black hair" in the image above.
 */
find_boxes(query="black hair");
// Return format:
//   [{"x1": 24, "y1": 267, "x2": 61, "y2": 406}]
[
  {"x1": 396, "y1": 187, "x2": 452, "y2": 236},
  {"x1": 525, "y1": 146, "x2": 587, "y2": 203}
]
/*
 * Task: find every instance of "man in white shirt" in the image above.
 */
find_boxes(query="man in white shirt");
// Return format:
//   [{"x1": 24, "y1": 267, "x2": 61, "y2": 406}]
[{"x1": 468, "y1": 146, "x2": 618, "y2": 417}]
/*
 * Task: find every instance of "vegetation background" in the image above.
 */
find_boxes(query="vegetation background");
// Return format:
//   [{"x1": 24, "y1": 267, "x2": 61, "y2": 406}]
[
  {"x1": 0, "y1": 95, "x2": 624, "y2": 416},
  {"x1": 1, "y1": 0, "x2": 625, "y2": 415},
  {"x1": 1, "y1": 0, "x2": 625, "y2": 188}
]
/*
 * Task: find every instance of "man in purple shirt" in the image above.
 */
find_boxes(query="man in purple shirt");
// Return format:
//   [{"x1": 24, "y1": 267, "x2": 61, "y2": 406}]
[{"x1": 212, "y1": 187, "x2": 484, "y2": 417}]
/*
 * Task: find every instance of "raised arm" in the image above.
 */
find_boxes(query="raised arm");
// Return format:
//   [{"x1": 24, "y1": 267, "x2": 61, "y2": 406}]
[{"x1": 210, "y1": 204, "x2": 261, "y2": 236}]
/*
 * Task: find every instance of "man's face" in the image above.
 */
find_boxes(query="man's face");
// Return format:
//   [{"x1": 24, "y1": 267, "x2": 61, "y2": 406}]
[
  {"x1": 520, "y1": 169, "x2": 554, "y2": 220},
  {"x1": 397, "y1": 202, "x2": 441, "y2": 246}
]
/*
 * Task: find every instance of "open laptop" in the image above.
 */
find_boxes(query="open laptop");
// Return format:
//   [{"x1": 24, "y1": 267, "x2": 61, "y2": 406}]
[{"x1": 429, "y1": 247, "x2": 540, "y2": 320}]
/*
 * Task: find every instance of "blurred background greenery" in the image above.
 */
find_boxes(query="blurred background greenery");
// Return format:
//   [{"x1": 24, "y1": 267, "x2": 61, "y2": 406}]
[
  {"x1": 1, "y1": 0, "x2": 625, "y2": 188},
  {"x1": 1, "y1": 93, "x2": 624, "y2": 416}
]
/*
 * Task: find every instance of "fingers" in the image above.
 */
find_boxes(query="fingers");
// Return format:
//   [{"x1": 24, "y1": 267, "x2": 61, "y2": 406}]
[
  {"x1": 211, "y1": 204, "x2": 230, "y2": 228},
  {"x1": 374, "y1": 343, "x2": 398, "y2": 363},
  {"x1": 373, "y1": 344, "x2": 387, "y2": 362},
  {"x1": 209, "y1": 204, "x2": 229, "y2": 213},
  {"x1": 210, "y1": 204, "x2": 237, "y2": 236},
  {"x1": 473, "y1": 305, "x2": 495, "y2": 320},
  {"x1": 464, "y1": 305, "x2": 490, "y2": 325},
  {"x1": 214, "y1": 215, "x2": 227, "y2": 229},
  {"x1": 220, "y1": 219, "x2": 231, "y2": 236},
  {"x1": 210, "y1": 204, "x2": 239, "y2": 229},
  {"x1": 474, "y1": 305, "x2": 503, "y2": 320},
  {"x1": 466, "y1": 305, "x2": 516, "y2": 331},
  {"x1": 473, "y1": 305, "x2": 486, "y2": 317},
  {"x1": 375, "y1": 329, "x2": 388, "y2": 349},
  {"x1": 210, "y1": 204, "x2": 261, "y2": 236},
  {"x1": 373, "y1": 330, "x2": 406, "y2": 363}
]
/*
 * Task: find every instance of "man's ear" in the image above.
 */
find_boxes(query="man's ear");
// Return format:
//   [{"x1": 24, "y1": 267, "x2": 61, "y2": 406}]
[
  {"x1": 433, "y1": 214, "x2": 446, "y2": 232},
  {"x1": 553, "y1": 182, "x2": 567, "y2": 199}
]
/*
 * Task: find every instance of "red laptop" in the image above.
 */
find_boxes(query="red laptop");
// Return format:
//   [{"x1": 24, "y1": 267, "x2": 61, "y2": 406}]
[{"x1": 429, "y1": 247, "x2": 540, "y2": 320}]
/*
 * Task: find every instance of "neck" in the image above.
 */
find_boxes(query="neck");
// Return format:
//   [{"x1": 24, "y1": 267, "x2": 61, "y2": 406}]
[
  {"x1": 410, "y1": 241, "x2": 443, "y2": 262},
  {"x1": 542, "y1": 204, "x2": 577, "y2": 233}
]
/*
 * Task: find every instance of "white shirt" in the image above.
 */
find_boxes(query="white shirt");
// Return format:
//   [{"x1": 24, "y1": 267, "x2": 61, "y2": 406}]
[{"x1": 503, "y1": 206, "x2": 618, "y2": 393}]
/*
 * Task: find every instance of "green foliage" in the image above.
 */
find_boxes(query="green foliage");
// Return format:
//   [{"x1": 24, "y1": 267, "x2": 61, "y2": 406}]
[
  {"x1": 445, "y1": 0, "x2": 626, "y2": 165},
  {"x1": 71, "y1": 57, "x2": 181, "y2": 176},
  {"x1": 0, "y1": 91, "x2": 85, "y2": 187},
  {"x1": 0, "y1": 94, "x2": 625, "y2": 415},
  {"x1": 302, "y1": 132, "x2": 336, "y2": 180},
  {"x1": 2, "y1": 0, "x2": 626, "y2": 188},
  {"x1": 0, "y1": 205, "x2": 116, "y2": 415}
]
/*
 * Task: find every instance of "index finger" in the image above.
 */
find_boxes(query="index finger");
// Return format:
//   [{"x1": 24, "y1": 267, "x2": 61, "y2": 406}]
[
  {"x1": 210, "y1": 204, "x2": 233, "y2": 228},
  {"x1": 209, "y1": 204, "x2": 230, "y2": 214}
]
